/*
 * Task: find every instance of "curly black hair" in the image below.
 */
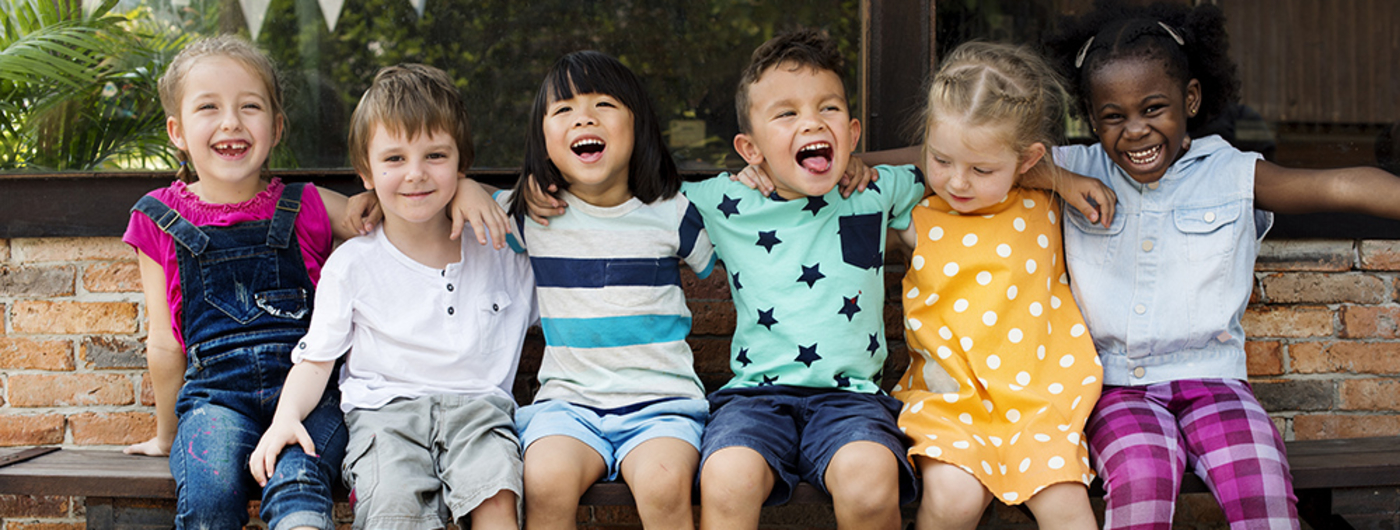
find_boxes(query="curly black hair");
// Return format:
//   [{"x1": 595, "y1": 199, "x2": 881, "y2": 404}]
[{"x1": 1045, "y1": 0, "x2": 1240, "y2": 134}]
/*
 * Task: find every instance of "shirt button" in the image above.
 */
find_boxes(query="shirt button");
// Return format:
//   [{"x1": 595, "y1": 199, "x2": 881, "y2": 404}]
[
  {"x1": 447, "y1": 307, "x2": 455, "y2": 315},
  {"x1": 1133, "y1": 366, "x2": 1146, "y2": 378},
  {"x1": 1147, "y1": 182, "x2": 1159, "y2": 190},
  {"x1": 1134, "y1": 304, "x2": 1146, "y2": 314},
  {"x1": 492, "y1": 303, "x2": 499, "y2": 311},
  {"x1": 1204, "y1": 212, "x2": 1216, "y2": 223},
  {"x1": 1141, "y1": 240, "x2": 1154, "y2": 252},
  {"x1": 447, "y1": 284, "x2": 454, "y2": 292}
]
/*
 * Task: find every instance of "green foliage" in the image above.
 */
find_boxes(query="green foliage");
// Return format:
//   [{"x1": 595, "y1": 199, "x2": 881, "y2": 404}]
[
  {"x1": 2, "y1": 0, "x2": 861, "y2": 171},
  {"x1": 0, "y1": 0, "x2": 184, "y2": 171}
]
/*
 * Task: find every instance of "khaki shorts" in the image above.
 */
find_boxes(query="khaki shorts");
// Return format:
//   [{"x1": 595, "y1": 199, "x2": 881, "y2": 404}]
[{"x1": 344, "y1": 394, "x2": 522, "y2": 530}]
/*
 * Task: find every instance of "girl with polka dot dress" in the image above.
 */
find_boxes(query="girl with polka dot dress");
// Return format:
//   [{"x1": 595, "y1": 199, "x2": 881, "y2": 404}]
[{"x1": 891, "y1": 42, "x2": 1103, "y2": 530}]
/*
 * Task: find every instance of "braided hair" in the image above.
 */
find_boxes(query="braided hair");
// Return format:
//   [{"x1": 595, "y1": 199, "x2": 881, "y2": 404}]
[{"x1": 921, "y1": 41, "x2": 1069, "y2": 168}]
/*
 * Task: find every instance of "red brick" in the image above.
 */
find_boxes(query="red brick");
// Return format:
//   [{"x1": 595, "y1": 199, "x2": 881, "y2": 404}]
[
  {"x1": 139, "y1": 373, "x2": 156, "y2": 406},
  {"x1": 592, "y1": 505, "x2": 642, "y2": 524},
  {"x1": 1340, "y1": 378, "x2": 1400, "y2": 411},
  {"x1": 83, "y1": 261, "x2": 141, "y2": 293},
  {"x1": 70, "y1": 411, "x2": 155, "y2": 445},
  {"x1": 12, "y1": 237, "x2": 131, "y2": 262},
  {"x1": 1260, "y1": 272, "x2": 1389, "y2": 304},
  {"x1": 0, "y1": 414, "x2": 64, "y2": 446},
  {"x1": 1241, "y1": 306, "x2": 1334, "y2": 338},
  {"x1": 82, "y1": 335, "x2": 146, "y2": 369},
  {"x1": 0, "y1": 337, "x2": 74, "y2": 371},
  {"x1": 1290, "y1": 341, "x2": 1400, "y2": 374},
  {"x1": 1359, "y1": 240, "x2": 1400, "y2": 271},
  {"x1": 1341, "y1": 305, "x2": 1400, "y2": 339},
  {"x1": 688, "y1": 300, "x2": 735, "y2": 335},
  {"x1": 9, "y1": 374, "x2": 133, "y2": 407},
  {"x1": 687, "y1": 337, "x2": 732, "y2": 375},
  {"x1": 681, "y1": 264, "x2": 730, "y2": 301},
  {"x1": 1245, "y1": 341, "x2": 1283, "y2": 376},
  {"x1": 1294, "y1": 414, "x2": 1400, "y2": 439},
  {"x1": 1254, "y1": 240, "x2": 1354, "y2": 272},
  {"x1": 11, "y1": 300, "x2": 138, "y2": 334},
  {"x1": 0, "y1": 494, "x2": 71, "y2": 518}
]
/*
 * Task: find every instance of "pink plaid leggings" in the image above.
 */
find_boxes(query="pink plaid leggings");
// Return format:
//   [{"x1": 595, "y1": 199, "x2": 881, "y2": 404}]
[{"x1": 1086, "y1": 379, "x2": 1299, "y2": 530}]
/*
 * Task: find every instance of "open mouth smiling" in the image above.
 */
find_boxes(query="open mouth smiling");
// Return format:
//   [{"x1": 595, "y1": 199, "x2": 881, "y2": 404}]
[
  {"x1": 796, "y1": 141, "x2": 833, "y2": 173},
  {"x1": 571, "y1": 137, "x2": 606, "y2": 162},
  {"x1": 1125, "y1": 144, "x2": 1163, "y2": 166},
  {"x1": 212, "y1": 141, "x2": 250, "y2": 158}
]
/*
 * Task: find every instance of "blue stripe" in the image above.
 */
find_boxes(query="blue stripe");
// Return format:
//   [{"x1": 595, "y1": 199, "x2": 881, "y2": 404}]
[
  {"x1": 695, "y1": 254, "x2": 716, "y2": 280},
  {"x1": 541, "y1": 315, "x2": 692, "y2": 348},
  {"x1": 531, "y1": 257, "x2": 681, "y2": 288},
  {"x1": 679, "y1": 202, "x2": 705, "y2": 258}
]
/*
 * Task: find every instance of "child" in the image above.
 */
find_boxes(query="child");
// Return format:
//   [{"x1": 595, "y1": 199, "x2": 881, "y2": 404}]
[
  {"x1": 682, "y1": 29, "x2": 926, "y2": 530},
  {"x1": 1045, "y1": 2, "x2": 1400, "y2": 528},
  {"x1": 497, "y1": 50, "x2": 714, "y2": 530},
  {"x1": 890, "y1": 42, "x2": 1100, "y2": 530},
  {"x1": 248, "y1": 64, "x2": 536, "y2": 530},
  {"x1": 122, "y1": 35, "x2": 357, "y2": 530}
]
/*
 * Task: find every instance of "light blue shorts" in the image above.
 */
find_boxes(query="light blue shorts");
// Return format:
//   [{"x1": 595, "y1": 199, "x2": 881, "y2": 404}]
[{"x1": 516, "y1": 397, "x2": 708, "y2": 481}]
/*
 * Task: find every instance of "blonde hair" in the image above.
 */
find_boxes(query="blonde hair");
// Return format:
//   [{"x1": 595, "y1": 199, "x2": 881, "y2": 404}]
[
  {"x1": 347, "y1": 64, "x2": 474, "y2": 180},
  {"x1": 157, "y1": 35, "x2": 284, "y2": 183},
  {"x1": 922, "y1": 42, "x2": 1068, "y2": 181}
]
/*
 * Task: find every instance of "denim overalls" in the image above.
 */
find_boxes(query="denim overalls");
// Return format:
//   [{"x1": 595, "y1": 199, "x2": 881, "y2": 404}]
[{"x1": 134, "y1": 183, "x2": 347, "y2": 530}]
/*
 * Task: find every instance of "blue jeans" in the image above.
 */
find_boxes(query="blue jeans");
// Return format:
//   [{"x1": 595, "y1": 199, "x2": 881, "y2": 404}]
[{"x1": 171, "y1": 337, "x2": 347, "y2": 530}]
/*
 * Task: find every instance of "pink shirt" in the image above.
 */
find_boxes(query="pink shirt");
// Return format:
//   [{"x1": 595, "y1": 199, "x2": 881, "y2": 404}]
[{"x1": 123, "y1": 178, "x2": 334, "y2": 350}]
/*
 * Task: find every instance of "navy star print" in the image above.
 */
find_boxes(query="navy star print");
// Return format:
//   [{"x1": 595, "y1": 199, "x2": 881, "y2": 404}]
[
  {"x1": 866, "y1": 180, "x2": 881, "y2": 194},
  {"x1": 756, "y1": 230, "x2": 782, "y2": 253},
  {"x1": 867, "y1": 333, "x2": 880, "y2": 355},
  {"x1": 737, "y1": 348, "x2": 752, "y2": 367},
  {"x1": 759, "y1": 374, "x2": 779, "y2": 386},
  {"x1": 797, "y1": 264, "x2": 825, "y2": 288},
  {"x1": 757, "y1": 308, "x2": 778, "y2": 330},
  {"x1": 731, "y1": 271, "x2": 743, "y2": 290},
  {"x1": 833, "y1": 372, "x2": 851, "y2": 388},
  {"x1": 718, "y1": 195, "x2": 741, "y2": 218},
  {"x1": 795, "y1": 343, "x2": 821, "y2": 367},
  {"x1": 838, "y1": 294, "x2": 861, "y2": 320},
  {"x1": 802, "y1": 195, "x2": 828, "y2": 216}
]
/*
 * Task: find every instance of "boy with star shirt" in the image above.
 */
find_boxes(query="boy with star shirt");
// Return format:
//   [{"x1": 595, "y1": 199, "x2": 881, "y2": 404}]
[{"x1": 683, "y1": 29, "x2": 924, "y2": 530}]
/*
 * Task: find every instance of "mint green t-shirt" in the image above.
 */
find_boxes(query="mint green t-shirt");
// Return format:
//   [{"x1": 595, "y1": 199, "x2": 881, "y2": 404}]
[{"x1": 681, "y1": 165, "x2": 924, "y2": 393}]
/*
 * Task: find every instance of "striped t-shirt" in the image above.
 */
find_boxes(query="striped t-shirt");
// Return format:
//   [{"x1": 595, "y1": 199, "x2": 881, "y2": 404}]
[{"x1": 498, "y1": 189, "x2": 716, "y2": 409}]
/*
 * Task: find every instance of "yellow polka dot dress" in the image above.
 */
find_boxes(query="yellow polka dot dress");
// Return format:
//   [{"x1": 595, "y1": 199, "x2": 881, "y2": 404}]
[{"x1": 893, "y1": 188, "x2": 1102, "y2": 505}]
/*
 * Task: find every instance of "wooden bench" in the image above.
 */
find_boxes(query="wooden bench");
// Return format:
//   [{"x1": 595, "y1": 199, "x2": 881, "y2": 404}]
[{"x1": 0, "y1": 436, "x2": 1396, "y2": 529}]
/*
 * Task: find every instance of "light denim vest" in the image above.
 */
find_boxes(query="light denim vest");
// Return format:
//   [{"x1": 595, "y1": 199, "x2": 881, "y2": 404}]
[{"x1": 1054, "y1": 136, "x2": 1273, "y2": 386}]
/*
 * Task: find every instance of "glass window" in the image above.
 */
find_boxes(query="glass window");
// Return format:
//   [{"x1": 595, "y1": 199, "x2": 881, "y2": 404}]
[{"x1": 1, "y1": 0, "x2": 861, "y2": 172}]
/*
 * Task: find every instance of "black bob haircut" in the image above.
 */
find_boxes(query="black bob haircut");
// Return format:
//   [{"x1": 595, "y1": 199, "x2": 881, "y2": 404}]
[
  {"x1": 509, "y1": 50, "x2": 680, "y2": 217},
  {"x1": 1045, "y1": 0, "x2": 1240, "y2": 134}
]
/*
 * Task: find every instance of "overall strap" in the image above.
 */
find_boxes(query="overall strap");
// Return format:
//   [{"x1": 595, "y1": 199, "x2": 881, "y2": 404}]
[
  {"x1": 132, "y1": 195, "x2": 209, "y2": 255},
  {"x1": 267, "y1": 182, "x2": 306, "y2": 249}
]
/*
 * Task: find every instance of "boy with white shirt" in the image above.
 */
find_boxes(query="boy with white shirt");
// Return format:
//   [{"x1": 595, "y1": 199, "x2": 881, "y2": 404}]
[{"x1": 249, "y1": 64, "x2": 535, "y2": 530}]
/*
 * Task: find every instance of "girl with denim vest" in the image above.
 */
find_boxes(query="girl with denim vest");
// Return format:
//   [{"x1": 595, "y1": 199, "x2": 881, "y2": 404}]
[
  {"x1": 123, "y1": 35, "x2": 362, "y2": 530},
  {"x1": 1046, "y1": 3, "x2": 1400, "y2": 529}
]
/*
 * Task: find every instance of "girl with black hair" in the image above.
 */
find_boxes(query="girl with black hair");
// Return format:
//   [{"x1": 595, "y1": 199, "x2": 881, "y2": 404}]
[
  {"x1": 500, "y1": 50, "x2": 714, "y2": 530},
  {"x1": 1046, "y1": 2, "x2": 1400, "y2": 528}
]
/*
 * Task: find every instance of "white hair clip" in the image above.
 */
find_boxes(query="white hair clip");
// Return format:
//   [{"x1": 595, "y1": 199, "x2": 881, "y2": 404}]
[
  {"x1": 1074, "y1": 36, "x2": 1095, "y2": 68},
  {"x1": 1157, "y1": 21, "x2": 1185, "y2": 46}
]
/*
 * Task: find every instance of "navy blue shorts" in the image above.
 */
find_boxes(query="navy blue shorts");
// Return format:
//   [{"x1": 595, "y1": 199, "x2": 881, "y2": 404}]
[{"x1": 699, "y1": 385, "x2": 918, "y2": 506}]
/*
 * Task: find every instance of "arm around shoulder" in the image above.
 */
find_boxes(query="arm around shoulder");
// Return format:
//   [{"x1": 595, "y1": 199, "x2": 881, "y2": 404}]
[{"x1": 1254, "y1": 161, "x2": 1400, "y2": 217}]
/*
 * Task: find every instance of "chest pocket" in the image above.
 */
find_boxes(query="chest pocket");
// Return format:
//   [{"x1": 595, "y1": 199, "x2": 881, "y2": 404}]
[
  {"x1": 838, "y1": 213, "x2": 883, "y2": 270},
  {"x1": 1174, "y1": 202, "x2": 1242, "y2": 262},
  {"x1": 1065, "y1": 206, "x2": 1124, "y2": 266},
  {"x1": 199, "y1": 246, "x2": 287, "y2": 324}
]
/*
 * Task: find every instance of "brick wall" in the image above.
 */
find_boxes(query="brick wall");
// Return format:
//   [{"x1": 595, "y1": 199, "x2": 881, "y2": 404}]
[{"x1": 1, "y1": 236, "x2": 1398, "y2": 528}]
